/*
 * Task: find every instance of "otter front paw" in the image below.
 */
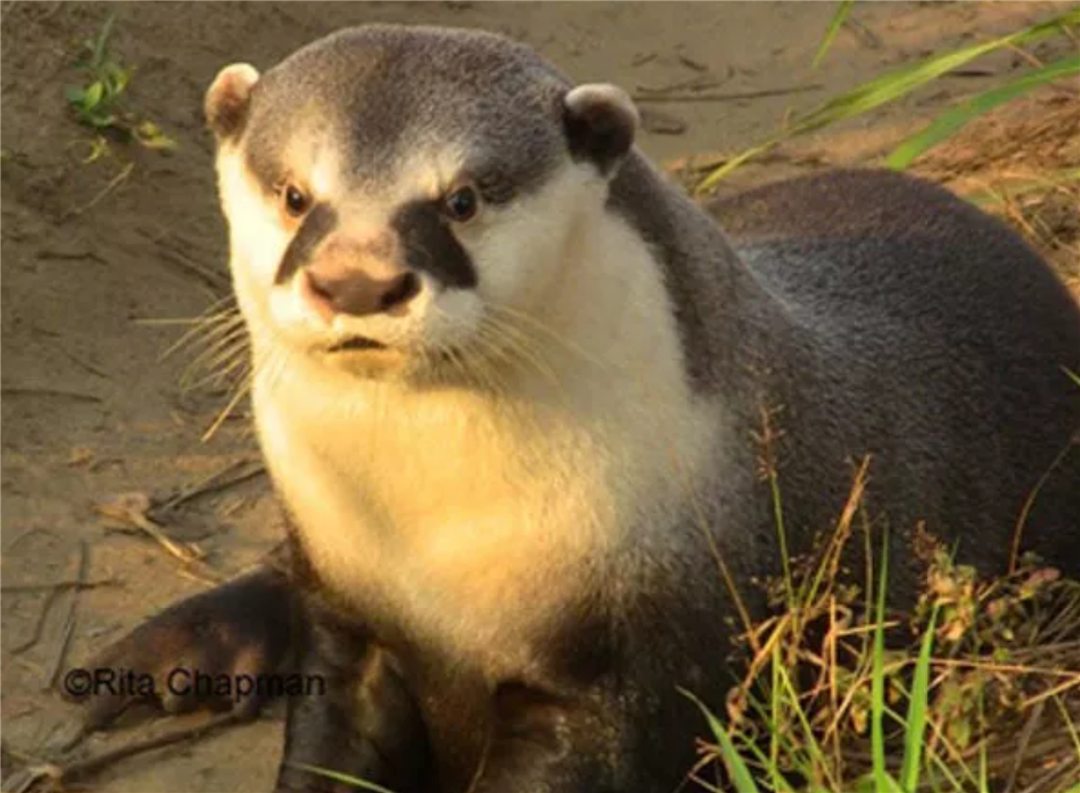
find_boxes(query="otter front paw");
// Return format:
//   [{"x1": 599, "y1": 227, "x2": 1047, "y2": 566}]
[{"x1": 67, "y1": 566, "x2": 296, "y2": 731}]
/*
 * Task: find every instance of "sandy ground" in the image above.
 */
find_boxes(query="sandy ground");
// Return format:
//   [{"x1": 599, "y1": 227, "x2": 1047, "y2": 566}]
[{"x1": 1, "y1": 2, "x2": 1073, "y2": 791}]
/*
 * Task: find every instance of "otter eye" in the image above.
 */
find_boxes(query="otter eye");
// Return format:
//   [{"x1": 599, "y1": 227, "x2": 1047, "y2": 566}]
[
  {"x1": 443, "y1": 186, "x2": 478, "y2": 222},
  {"x1": 283, "y1": 185, "x2": 309, "y2": 217}
]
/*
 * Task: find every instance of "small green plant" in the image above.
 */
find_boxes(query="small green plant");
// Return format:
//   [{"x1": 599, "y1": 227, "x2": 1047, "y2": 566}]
[{"x1": 64, "y1": 13, "x2": 175, "y2": 160}]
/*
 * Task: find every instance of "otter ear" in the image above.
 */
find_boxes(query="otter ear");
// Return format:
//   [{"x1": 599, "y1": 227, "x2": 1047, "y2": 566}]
[
  {"x1": 562, "y1": 83, "x2": 639, "y2": 175},
  {"x1": 205, "y1": 63, "x2": 260, "y2": 142}
]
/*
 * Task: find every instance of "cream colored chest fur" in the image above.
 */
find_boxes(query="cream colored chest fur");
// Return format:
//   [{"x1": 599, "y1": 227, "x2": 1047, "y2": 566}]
[{"x1": 253, "y1": 349, "x2": 720, "y2": 670}]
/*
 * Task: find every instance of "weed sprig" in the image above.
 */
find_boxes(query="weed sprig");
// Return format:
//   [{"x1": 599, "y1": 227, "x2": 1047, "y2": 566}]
[{"x1": 64, "y1": 14, "x2": 175, "y2": 161}]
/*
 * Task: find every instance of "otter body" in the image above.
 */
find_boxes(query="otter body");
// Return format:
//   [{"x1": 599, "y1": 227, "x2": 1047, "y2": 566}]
[{"x1": 78, "y1": 25, "x2": 1080, "y2": 793}]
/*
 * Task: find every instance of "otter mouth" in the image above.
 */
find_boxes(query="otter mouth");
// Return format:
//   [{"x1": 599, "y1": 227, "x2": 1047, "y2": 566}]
[{"x1": 326, "y1": 335, "x2": 388, "y2": 353}]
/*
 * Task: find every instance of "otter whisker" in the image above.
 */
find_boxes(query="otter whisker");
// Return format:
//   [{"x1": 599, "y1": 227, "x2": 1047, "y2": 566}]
[
  {"x1": 486, "y1": 302, "x2": 606, "y2": 371},
  {"x1": 182, "y1": 354, "x2": 251, "y2": 394},
  {"x1": 477, "y1": 315, "x2": 562, "y2": 390},
  {"x1": 188, "y1": 334, "x2": 252, "y2": 377},
  {"x1": 178, "y1": 329, "x2": 252, "y2": 394},
  {"x1": 200, "y1": 377, "x2": 252, "y2": 442},
  {"x1": 157, "y1": 299, "x2": 244, "y2": 362}
]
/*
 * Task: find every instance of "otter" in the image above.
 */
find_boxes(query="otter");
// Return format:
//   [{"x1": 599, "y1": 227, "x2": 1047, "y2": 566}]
[{"x1": 73, "y1": 24, "x2": 1080, "y2": 793}]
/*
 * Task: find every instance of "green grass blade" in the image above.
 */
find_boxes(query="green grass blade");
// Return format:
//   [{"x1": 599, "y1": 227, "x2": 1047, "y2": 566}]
[
  {"x1": 696, "y1": 7, "x2": 1079, "y2": 191},
  {"x1": 723, "y1": 695, "x2": 800, "y2": 793},
  {"x1": 870, "y1": 534, "x2": 904, "y2": 793},
  {"x1": 290, "y1": 764, "x2": 399, "y2": 793},
  {"x1": 680, "y1": 688, "x2": 763, "y2": 793},
  {"x1": 977, "y1": 688, "x2": 990, "y2": 793},
  {"x1": 91, "y1": 13, "x2": 116, "y2": 67},
  {"x1": 767, "y1": 472, "x2": 795, "y2": 613},
  {"x1": 1053, "y1": 693, "x2": 1080, "y2": 760},
  {"x1": 773, "y1": 659, "x2": 839, "y2": 790},
  {"x1": 812, "y1": 1, "x2": 855, "y2": 69},
  {"x1": 1065, "y1": 367, "x2": 1080, "y2": 390},
  {"x1": 796, "y1": 7, "x2": 1077, "y2": 128},
  {"x1": 965, "y1": 167, "x2": 1080, "y2": 207},
  {"x1": 887, "y1": 53, "x2": 1080, "y2": 169},
  {"x1": 770, "y1": 644, "x2": 782, "y2": 786},
  {"x1": 87, "y1": 113, "x2": 118, "y2": 129},
  {"x1": 899, "y1": 605, "x2": 939, "y2": 791},
  {"x1": 103, "y1": 61, "x2": 131, "y2": 96},
  {"x1": 694, "y1": 140, "x2": 776, "y2": 190}
]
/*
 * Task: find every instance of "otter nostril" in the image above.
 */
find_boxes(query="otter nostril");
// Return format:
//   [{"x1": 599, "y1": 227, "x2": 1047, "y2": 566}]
[
  {"x1": 307, "y1": 271, "x2": 335, "y2": 302},
  {"x1": 379, "y1": 272, "x2": 420, "y2": 312}
]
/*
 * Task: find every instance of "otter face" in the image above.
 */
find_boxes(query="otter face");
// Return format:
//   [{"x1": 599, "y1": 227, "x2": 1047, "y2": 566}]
[{"x1": 206, "y1": 26, "x2": 638, "y2": 381}]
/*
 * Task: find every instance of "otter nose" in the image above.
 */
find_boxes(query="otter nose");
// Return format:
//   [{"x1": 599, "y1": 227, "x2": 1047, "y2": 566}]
[
  {"x1": 297, "y1": 231, "x2": 421, "y2": 320},
  {"x1": 305, "y1": 265, "x2": 420, "y2": 317}
]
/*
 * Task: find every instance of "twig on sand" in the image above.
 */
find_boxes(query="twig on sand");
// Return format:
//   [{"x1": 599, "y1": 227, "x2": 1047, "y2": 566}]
[
  {"x1": 9, "y1": 589, "x2": 63, "y2": 656},
  {"x1": 53, "y1": 345, "x2": 110, "y2": 379},
  {"x1": 67, "y1": 712, "x2": 243, "y2": 780},
  {"x1": 633, "y1": 83, "x2": 822, "y2": 103},
  {"x1": 846, "y1": 16, "x2": 883, "y2": 50},
  {"x1": 636, "y1": 74, "x2": 726, "y2": 95},
  {"x1": 44, "y1": 542, "x2": 88, "y2": 692},
  {"x1": 138, "y1": 227, "x2": 231, "y2": 292},
  {"x1": 153, "y1": 458, "x2": 266, "y2": 515},
  {"x1": 175, "y1": 565, "x2": 226, "y2": 587},
  {"x1": 1, "y1": 713, "x2": 242, "y2": 793},
  {"x1": 0, "y1": 388, "x2": 101, "y2": 403},
  {"x1": 3, "y1": 527, "x2": 56, "y2": 554},
  {"x1": 639, "y1": 108, "x2": 688, "y2": 136},
  {"x1": 35, "y1": 249, "x2": 106, "y2": 264},
  {"x1": 677, "y1": 53, "x2": 709, "y2": 73},
  {"x1": 62, "y1": 162, "x2": 134, "y2": 220},
  {"x1": 1, "y1": 578, "x2": 118, "y2": 594},
  {"x1": 7, "y1": 546, "x2": 100, "y2": 657},
  {"x1": 156, "y1": 247, "x2": 231, "y2": 293},
  {"x1": 94, "y1": 495, "x2": 206, "y2": 566},
  {"x1": 6, "y1": 530, "x2": 66, "y2": 655}
]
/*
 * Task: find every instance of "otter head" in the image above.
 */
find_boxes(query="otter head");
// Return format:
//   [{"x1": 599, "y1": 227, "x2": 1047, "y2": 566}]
[{"x1": 205, "y1": 25, "x2": 639, "y2": 381}]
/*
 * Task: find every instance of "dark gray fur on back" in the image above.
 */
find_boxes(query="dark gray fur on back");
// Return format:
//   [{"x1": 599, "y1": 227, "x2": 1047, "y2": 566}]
[
  {"x1": 716, "y1": 170, "x2": 1079, "y2": 572},
  {"x1": 612, "y1": 162, "x2": 1080, "y2": 596},
  {"x1": 597, "y1": 164, "x2": 1080, "y2": 788}
]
